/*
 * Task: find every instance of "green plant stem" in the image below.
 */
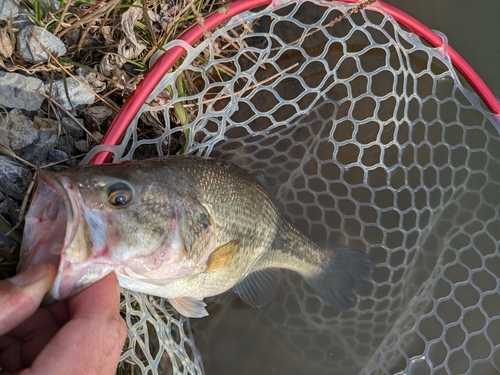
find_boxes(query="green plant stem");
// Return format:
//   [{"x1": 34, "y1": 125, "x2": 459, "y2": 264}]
[{"x1": 0, "y1": 215, "x2": 22, "y2": 244}]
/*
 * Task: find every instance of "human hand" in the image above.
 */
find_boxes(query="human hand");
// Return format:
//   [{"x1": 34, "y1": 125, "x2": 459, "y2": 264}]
[{"x1": 0, "y1": 263, "x2": 127, "y2": 375}]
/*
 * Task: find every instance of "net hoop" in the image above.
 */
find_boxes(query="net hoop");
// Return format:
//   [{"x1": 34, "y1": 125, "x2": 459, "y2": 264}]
[{"x1": 89, "y1": 0, "x2": 500, "y2": 165}]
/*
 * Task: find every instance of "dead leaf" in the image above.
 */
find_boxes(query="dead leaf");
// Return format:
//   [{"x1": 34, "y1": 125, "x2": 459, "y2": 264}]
[
  {"x1": 111, "y1": 68, "x2": 143, "y2": 94},
  {"x1": 85, "y1": 72, "x2": 107, "y2": 93},
  {"x1": 113, "y1": 67, "x2": 131, "y2": 90},
  {"x1": 99, "y1": 53, "x2": 125, "y2": 76},
  {"x1": 118, "y1": 5, "x2": 146, "y2": 59},
  {"x1": 140, "y1": 110, "x2": 163, "y2": 128},
  {"x1": 100, "y1": 26, "x2": 114, "y2": 45},
  {"x1": 147, "y1": 5, "x2": 175, "y2": 33},
  {"x1": 0, "y1": 27, "x2": 13, "y2": 58},
  {"x1": 150, "y1": 88, "x2": 171, "y2": 107}
]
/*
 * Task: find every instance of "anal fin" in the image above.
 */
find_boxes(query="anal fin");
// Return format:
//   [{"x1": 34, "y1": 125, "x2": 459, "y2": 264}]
[
  {"x1": 233, "y1": 268, "x2": 282, "y2": 308},
  {"x1": 169, "y1": 297, "x2": 208, "y2": 318}
]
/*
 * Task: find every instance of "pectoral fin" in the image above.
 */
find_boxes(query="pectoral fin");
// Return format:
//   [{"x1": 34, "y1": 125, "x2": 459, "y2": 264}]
[
  {"x1": 169, "y1": 297, "x2": 208, "y2": 318},
  {"x1": 205, "y1": 240, "x2": 240, "y2": 272},
  {"x1": 233, "y1": 268, "x2": 282, "y2": 308}
]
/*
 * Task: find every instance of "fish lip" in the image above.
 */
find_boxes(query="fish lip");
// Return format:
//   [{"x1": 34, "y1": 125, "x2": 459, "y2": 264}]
[
  {"x1": 20, "y1": 172, "x2": 118, "y2": 301},
  {"x1": 18, "y1": 171, "x2": 79, "y2": 277},
  {"x1": 39, "y1": 171, "x2": 77, "y2": 225}
]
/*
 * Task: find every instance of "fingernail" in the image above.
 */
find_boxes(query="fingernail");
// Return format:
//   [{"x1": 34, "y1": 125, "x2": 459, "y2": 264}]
[{"x1": 11, "y1": 263, "x2": 51, "y2": 287}]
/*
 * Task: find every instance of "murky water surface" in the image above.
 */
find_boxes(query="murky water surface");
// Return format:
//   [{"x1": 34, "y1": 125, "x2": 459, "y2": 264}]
[{"x1": 185, "y1": 2, "x2": 500, "y2": 374}]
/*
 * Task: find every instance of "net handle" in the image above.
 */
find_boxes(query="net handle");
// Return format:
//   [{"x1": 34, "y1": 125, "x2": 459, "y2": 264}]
[{"x1": 90, "y1": 0, "x2": 500, "y2": 165}]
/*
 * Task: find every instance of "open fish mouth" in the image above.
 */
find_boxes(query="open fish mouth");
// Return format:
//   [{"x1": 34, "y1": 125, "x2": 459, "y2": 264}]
[
  {"x1": 19, "y1": 172, "x2": 115, "y2": 301},
  {"x1": 19, "y1": 172, "x2": 76, "y2": 272}
]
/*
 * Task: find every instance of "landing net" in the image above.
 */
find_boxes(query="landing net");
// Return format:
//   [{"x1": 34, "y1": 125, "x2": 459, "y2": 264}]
[{"x1": 83, "y1": 1, "x2": 500, "y2": 374}]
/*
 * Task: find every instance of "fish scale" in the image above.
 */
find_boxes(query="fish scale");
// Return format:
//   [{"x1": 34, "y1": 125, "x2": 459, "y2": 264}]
[{"x1": 19, "y1": 155, "x2": 377, "y2": 318}]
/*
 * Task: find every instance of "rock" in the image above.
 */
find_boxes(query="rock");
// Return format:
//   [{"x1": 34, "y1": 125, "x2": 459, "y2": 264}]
[
  {"x1": 0, "y1": 109, "x2": 39, "y2": 151},
  {"x1": 46, "y1": 77, "x2": 95, "y2": 110},
  {"x1": 16, "y1": 144, "x2": 44, "y2": 165},
  {"x1": 0, "y1": 0, "x2": 18, "y2": 20},
  {"x1": 0, "y1": 198, "x2": 19, "y2": 217},
  {"x1": 38, "y1": 102, "x2": 59, "y2": 120},
  {"x1": 39, "y1": 131, "x2": 58, "y2": 145},
  {"x1": 40, "y1": 0, "x2": 60, "y2": 11},
  {"x1": 0, "y1": 197, "x2": 20, "y2": 224},
  {"x1": 54, "y1": 134, "x2": 71, "y2": 151},
  {"x1": 75, "y1": 68, "x2": 89, "y2": 79},
  {"x1": 74, "y1": 139, "x2": 89, "y2": 153},
  {"x1": 48, "y1": 148, "x2": 68, "y2": 163},
  {"x1": 0, "y1": 190, "x2": 4, "y2": 200},
  {"x1": 16, "y1": 25, "x2": 66, "y2": 63},
  {"x1": 61, "y1": 117, "x2": 84, "y2": 138},
  {"x1": 12, "y1": 13, "x2": 33, "y2": 30},
  {"x1": 62, "y1": 30, "x2": 99, "y2": 49},
  {"x1": 16, "y1": 131, "x2": 57, "y2": 165},
  {"x1": 0, "y1": 71, "x2": 45, "y2": 111},
  {"x1": 0, "y1": 229, "x2": 17, "y2": 255},
  {"x1": 46, "y1": 164, "x2": 69, "y2": 172},
  {"x1": 0, "y1": 156, "x2": 32, "y2": 200},
  {"x1": 33, "y1": 116, "x2": 58, "y2": 134},
  {"x1": 91, "y1": 131, "x2": 103, "y2": 143},
  {"x1": 84, "y1": 106, "x2": 113, "y2": 127}
]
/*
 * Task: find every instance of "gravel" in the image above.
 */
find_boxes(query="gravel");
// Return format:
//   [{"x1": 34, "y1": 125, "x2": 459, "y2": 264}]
[
  {"x1": 0, "y1": 109, "x2": 39, "y2": 151},
  {"x1": 84, "y1": 105, "x2": 113, "y2": 127},
  {"x1": 0, "y1": 72, "x2": 45, "y2": 111},
  {"x1": 74, "y1": 139, "x2": 90, "y2": 153},
  {"x1": 16, "y1": 25, "x2": 67, "y2": 63},
  {"x1": 0, "y1": 0, "x2": 19, "y2": 20},
  {"x1": 61, "y1": 117, "x2": 85, "y2": 138},
  {"x1": 46, "y1": 77, "x2": 95, "y2": 110},
  {"x1": 33, "y1": 116, "x2": 58, "y2": 133},
  {"x1": 16, "y1": 131, "x2": 57, "y2": 165},
  {"x1": 0, "y1": 156, "x2": 32, "y2": 201},
  {"x1": 0, "y1": 197, "x2": 20, "y2": 224},
  {"x1": 47, "y1": 148, "x2": 69, "y2": 163}
]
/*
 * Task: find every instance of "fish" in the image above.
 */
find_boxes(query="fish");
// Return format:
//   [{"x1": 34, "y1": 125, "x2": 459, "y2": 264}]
[{"x1": 18, "y1": 155, "x2": 377, "y2": 318}]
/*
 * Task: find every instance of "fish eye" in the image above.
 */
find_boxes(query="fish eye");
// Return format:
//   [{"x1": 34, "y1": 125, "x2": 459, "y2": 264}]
[{"x1": 107, "y1": 183, "x2": 133, "y2": 206}]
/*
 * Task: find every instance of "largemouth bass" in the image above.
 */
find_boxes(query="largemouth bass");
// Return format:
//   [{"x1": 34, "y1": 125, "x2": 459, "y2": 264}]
[{"x1": 19, "y1": 156, "x2": 377, "y2": 318}]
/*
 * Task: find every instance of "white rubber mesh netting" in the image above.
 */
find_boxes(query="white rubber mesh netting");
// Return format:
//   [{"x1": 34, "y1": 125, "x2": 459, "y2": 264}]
[{"x1": 84, "y1": 1, "x2": 500, "y2": 374}]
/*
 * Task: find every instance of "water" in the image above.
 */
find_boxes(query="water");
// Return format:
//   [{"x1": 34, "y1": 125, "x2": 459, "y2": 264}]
[
  {"x1": 384, "y1": 0, "x2": 500, "y2": 97},
  {"x1": 184, "y1": 2, "x2": 500, "y2": 375},
  {"x1": 103, "y1": 1, "x2": 500, "y2": 373}
]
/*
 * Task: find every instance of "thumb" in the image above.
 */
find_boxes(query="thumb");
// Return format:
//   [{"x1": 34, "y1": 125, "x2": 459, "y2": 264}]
[{"x1": 0, "y1": 263, "x2": 57, "y2": 336}]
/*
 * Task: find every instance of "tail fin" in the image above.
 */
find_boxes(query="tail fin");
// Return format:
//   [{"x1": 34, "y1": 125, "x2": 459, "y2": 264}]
[{"x1": 303, "y1": 243, "x2": 378, "y2": 312}]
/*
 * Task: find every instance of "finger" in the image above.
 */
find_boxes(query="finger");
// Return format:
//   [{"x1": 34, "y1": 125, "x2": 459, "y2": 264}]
[
  {"x1": 0, "y1": 263, "x2": 57, "y2": 337},
  {"x1": 0, "y1": 304, "x2": 64, "y2": 372},
  {"x1": 25, "y1": 272, "x2": 127, "y2": 375}
]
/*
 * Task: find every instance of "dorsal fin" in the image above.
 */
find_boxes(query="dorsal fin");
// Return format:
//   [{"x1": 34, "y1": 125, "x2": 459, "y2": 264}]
[{"x1": 252, "y1": 171, "x2": 277, "y2": 201}]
